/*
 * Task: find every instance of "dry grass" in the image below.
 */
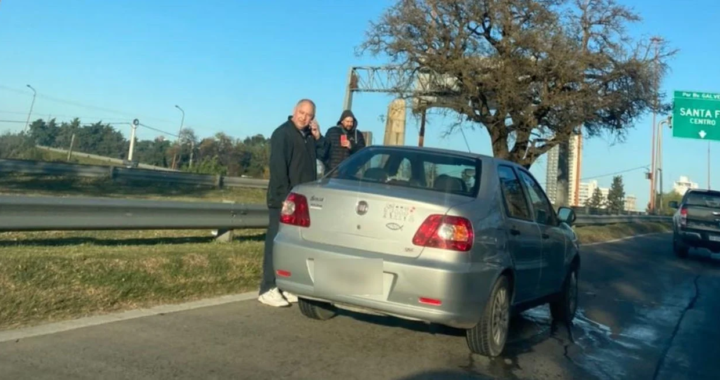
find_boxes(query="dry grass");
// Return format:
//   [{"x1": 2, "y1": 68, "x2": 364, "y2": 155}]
[
  {"x1": 574, "y1": 221, "x2": 671, "y2": 244},
  {"x1": 0, "y1": 229, "x2": 265, "y2": 331}
]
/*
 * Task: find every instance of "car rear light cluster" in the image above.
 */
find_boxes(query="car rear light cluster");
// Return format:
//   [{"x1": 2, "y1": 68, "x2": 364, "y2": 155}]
[
  {"x1": 280, "y1": 192, "x2": 311, "y2": 227},
  {"x1": 412, "y1": 214, "x2": 474, "y2": 252},
  {"x1": 680, "y1": 206, "x2": 688, "y2": 227}
]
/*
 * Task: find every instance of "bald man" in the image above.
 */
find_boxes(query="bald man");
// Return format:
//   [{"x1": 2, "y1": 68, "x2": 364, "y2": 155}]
[{"x1": 259, "y1": 99, "x2": 329, "y2": 307}]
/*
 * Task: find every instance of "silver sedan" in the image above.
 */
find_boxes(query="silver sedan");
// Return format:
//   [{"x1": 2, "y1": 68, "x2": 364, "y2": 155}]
[{"x1": 273, "y1": 145, "x2": 580, "y2": 357}]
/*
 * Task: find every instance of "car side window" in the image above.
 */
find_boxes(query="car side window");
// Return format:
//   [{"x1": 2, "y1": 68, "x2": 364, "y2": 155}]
[
  {"x1": 497, "y1": 165, "x2": 532, "y2": 221},
  {"x1": 517, "y1": 169, "x2": 557, "y2": 225}
]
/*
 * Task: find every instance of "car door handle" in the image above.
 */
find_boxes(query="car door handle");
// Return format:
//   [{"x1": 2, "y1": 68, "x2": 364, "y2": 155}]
[
  {"x1": 541, "y1": 233, "x2": 550, "y2": 239},
  {"x1": 510, "y1": 227, "x2": 521, "y2": 236}
]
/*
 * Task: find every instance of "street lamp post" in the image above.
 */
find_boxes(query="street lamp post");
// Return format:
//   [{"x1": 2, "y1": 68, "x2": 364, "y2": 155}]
[
  {"x1": 173, "y1": 105, "x2": 185, "y2": 170},
  {"x1": 24, "y1": 84, "x2": 37, "y2": 133}
]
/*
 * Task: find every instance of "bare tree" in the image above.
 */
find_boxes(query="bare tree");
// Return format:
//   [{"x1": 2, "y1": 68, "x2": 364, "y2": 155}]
[{"x1": 358, "y1": 0, "x2": 677, "y2": 168}]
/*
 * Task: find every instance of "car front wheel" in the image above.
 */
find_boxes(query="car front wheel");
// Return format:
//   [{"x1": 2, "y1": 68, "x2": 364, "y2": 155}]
[
  {"x1": 466, "y1": 275, "x2": 511, "y2": 357},
  {"x1": 673, "y1": 234, "x2": 689, "y2": 258}
]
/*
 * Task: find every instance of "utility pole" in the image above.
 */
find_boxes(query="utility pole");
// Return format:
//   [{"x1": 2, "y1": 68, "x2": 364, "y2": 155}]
[
  {"x1": 24, "y1": 84, "x2": 37, "y2": 133},
  {"x1": 649, "y1": 37, "x2": 662, "y2": 213},
  {"x1": 709, "y1": 142, "x2": 712, "y2": 190},
  {"x1": 128, "y1": 119, "x2": 139, "y2": 162}
]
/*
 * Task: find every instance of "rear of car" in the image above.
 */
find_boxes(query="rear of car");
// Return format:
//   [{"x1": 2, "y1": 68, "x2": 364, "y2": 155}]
[
  {"x1": 675, "y1": 189, "x2": 720, "y2": 253},
  {"x1": 272, "y1": 146, "x2": 499, "y2": 329}
]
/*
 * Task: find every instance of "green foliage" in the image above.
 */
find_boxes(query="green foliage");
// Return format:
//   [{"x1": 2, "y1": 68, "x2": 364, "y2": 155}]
[
  {"x1": 0, "y1": 118, "x2": 271, "y2": 178},
  {"x1": 606, "y1": 175, "x2": 626, "y2": 214},
  {"x1": 585, "y1": 187, "x2": 605, "y2": 210}
]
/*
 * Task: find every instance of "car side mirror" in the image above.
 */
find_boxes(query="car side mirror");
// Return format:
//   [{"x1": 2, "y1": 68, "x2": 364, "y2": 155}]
[
  {"x1": 668, "y1": 201, "x2": 679, "y2": 209},
  {"x1": 557, "y1": 207, "x2": 576, "y2": 226}
]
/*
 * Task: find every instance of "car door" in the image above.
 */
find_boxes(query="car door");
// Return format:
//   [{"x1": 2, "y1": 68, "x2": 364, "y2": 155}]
[
  {"x1": 516, "y1": 168, "x2": 568, "y2": 295},
  {"x1": 497, "y1": 165, "x2": 544, "y2": 303}
]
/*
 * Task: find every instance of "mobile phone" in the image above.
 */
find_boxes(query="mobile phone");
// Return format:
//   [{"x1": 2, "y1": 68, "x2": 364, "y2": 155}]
[{"x1": 340, "y1": 135, "x2": 348, "y2": 144}]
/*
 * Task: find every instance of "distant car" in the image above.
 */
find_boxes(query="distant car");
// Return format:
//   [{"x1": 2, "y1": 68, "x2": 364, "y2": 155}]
[
  {"x1": 669, "y1": 188, "x2": 720, "y2": 258},
  {"x1": 272, "y1": 145, "x2": 581, "y2": 357}
]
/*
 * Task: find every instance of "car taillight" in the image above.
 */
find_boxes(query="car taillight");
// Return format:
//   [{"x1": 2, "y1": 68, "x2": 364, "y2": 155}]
[
  {"x1": 680, "y1": 206, "x2": 688, "y2": 227},
  {"x1": 412, "y1": 214, "x2": 474, "y2": 252},
  {"x1": 280, "y1": 192, "x2": 311, "y2": 227}
]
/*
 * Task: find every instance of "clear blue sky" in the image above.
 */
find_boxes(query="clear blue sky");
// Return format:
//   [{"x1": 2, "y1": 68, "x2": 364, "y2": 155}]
[{"x1": 1, "y1": 0, "x2": 718, "y2": 210}]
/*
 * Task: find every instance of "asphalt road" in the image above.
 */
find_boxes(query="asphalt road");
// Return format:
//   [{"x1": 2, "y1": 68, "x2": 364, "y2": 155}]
[{"x1": 1, "y1": 233, "x2": 719, "y2": 380}]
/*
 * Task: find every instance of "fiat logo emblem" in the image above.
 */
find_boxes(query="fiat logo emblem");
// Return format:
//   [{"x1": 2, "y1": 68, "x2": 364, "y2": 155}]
[{"x1": 356, "y1": 201, "x2": 369, "y2": 215}]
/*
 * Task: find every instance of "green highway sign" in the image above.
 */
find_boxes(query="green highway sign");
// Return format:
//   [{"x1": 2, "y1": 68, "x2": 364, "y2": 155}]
[{"x1": 672, "y1": 90, "x2": 720, "y2": 141}]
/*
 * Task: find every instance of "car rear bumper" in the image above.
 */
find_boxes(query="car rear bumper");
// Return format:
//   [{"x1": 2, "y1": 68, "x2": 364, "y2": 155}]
[
  {"x1": 272, "y1": 234, "x2": 500, "y2": 330},
  {"x1": 677, "y1": 229, "x2": 720, "y2": 251}
]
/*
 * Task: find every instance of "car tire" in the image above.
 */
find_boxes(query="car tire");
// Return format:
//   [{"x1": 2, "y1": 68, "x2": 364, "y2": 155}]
[
  {"x1": 298, "y1": 298, "x2": 337, "y2": 321},
  {"x1": 550, "y1": 264, "x2": 578, "y2": 324},
  {"x1": 673, "y1": 234, "x2": 689, "y2": 258},
  {"x1": 466, "y1": 275, "x2": 511, "y2": 358}
]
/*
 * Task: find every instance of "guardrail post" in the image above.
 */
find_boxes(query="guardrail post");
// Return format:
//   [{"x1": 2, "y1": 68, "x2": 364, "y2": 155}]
[
  {"x1": 215, "y1": 174, "x2": 224, "y2": 189},
  {"x1": 108, "y1": 166, "x2": 116, "y2": 181},
  {"x1": 214, "y1": 229, "x2": 234, "y2": 242}
]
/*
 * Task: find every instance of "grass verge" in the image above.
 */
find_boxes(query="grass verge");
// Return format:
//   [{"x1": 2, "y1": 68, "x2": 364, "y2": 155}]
[
  {"x1": 574, "y1": 221, "x2": 671, "y2": 244},
  {"x1": 0, "y1": 175, "x2": 266, "y2": 203},
  {"x1": 0, "y1": 229, "x2": 265, "y2": 331},
  {"x1": 0, "y1": 221, "x2": 671, "y2": 331}
]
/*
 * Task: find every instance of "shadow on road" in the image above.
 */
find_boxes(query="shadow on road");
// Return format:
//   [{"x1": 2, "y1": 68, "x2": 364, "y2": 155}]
[{"x1": 331, "y1": 304, "x2": 574, "y2": 378}]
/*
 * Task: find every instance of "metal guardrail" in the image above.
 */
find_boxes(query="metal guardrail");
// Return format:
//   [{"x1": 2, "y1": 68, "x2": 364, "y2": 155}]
[
  {"x1": 0, "y1": 195, "x2": 269, "y2": 232},
  {"x1": 0, "y1": 158, "x2": 270, "y2": 189},
  {"x1": 0, "y1": 195, "x2": 671, "y2": 233},
  {"x1": 35, "y1": 145, "x2": 176, "y2": 172}
]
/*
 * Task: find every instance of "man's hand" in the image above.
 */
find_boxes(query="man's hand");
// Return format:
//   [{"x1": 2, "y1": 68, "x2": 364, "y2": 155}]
[
  {"x1": 340, "y1": 139, "x2": 351, "y2": 148},
  {"x1": 310, "y1": 120, "x2": 321, "y2": 140}
]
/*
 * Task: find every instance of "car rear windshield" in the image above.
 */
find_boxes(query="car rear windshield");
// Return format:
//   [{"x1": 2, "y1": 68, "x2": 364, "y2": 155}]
[
  {"x1": 326, "y1": 147, "x2": 481, "y2": 198},
  {"x1": 686, "y1": 192, "x2": 720, "y2": 208}
]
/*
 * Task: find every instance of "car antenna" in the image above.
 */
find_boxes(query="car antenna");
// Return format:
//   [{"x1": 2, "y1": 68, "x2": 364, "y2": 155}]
[{"x1": 460, "y1": 128, "x2": 472, "y2": 153}]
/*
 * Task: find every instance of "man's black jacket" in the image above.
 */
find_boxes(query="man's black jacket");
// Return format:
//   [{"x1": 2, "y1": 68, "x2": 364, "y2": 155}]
[
  {"x1": 266, "y1": 117, "x2": 329, "y2": 209},
  {"x1": 323, "y1": 110, "x2": 366, "y2": 171}
]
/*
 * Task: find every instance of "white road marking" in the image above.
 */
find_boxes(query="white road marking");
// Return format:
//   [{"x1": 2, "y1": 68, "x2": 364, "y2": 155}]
[{"x1": 0, "y1": 291, "x2": 257, "y2": 343}]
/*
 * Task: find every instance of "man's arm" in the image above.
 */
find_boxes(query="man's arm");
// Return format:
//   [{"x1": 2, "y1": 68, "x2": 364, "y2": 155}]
[
  {"x1": 316, "y1": 127, "x2": 337, "y2": 163},
  {"x1": 267, "y1": 127, "x2": 291, "y2": 208},
  {"x1": 350, "y1": 130, "x2": 366, "y2": 154}
]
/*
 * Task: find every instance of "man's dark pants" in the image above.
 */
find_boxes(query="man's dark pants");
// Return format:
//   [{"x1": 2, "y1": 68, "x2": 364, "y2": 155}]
[{"x1": 259, "y1": 207, "x2": 282, "y2": 295}]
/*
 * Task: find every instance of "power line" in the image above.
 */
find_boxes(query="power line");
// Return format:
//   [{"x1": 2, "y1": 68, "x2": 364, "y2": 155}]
[
  {"x1": 581, "y1": 165, "x2": 649, "y2": 181},
  {"x1": 0, "y1": 85, "x2": 174, "y2": 125}
]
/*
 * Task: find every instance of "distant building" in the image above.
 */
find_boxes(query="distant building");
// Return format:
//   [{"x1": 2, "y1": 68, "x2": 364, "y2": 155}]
[
  {"x1": 673, "y1": 176, "x2": 698, "y2": 195},
  {"x1": 546, "y1": 132, "x2": 582, "y2": 206},
  {"x1": 624, "y1": 195, "x2": 637, "y2": 212}
]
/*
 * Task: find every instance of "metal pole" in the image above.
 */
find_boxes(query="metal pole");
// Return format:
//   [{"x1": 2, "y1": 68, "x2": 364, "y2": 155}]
[
  {"x1": 649, "y1": 37, "x2": 661, "y2": 213},
  {"x1": 343, "y1": 67, "x2": 355, "y2": 111},
  {"x1": 173, "y1": 105, "x2": 185, "y2": 170},
  {"x1": 24, "y1": 84, "x2": 37, "y2": 133},
  {"x1": 709, "y1": 142, "x2": 711, "y2": 190},
  {"x1": 128, "y1": 124, "x2": 137, "y2": 161}
]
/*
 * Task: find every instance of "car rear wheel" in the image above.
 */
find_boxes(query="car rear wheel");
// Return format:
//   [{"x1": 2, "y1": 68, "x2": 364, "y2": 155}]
[
  {"x1": 298, "y1": 298, "x2": 337, "y2": 321},
  {"x1": 673, "y1": 234, "x2": 689, "y2": 258},
  {"x1": 550, "y1": 265, "x2": 578, "y2": 324},
  {"x1": 466, "y1": 275, "x2": 510, "y2": 357}
]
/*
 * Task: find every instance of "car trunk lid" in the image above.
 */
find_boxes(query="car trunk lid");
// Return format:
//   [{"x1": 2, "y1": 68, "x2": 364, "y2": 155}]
[{"x1": 296, "y1": 180, "x2": 474, "y2": 258}]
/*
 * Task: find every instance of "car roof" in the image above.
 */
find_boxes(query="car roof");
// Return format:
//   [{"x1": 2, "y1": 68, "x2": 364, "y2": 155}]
[
  {"x1": 687, "y1": 188, "x2": 720, "y2": 196},
  {"x1": 364, "y1": 145, "x2": 521, "y2": 168}
]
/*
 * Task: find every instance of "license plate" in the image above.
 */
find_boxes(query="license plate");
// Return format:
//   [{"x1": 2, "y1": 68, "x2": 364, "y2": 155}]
[
  {"x1": 709, "y1": 235, "x2": 720, "y2": 242},
  {"x1": 313, "y1": 258, "x2": 384, "y2": 297}
]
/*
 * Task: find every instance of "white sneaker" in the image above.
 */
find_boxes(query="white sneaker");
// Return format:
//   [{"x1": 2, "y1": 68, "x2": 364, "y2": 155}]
[
  {"x1": 282, "y1": 290, "x2": 298, "y2": 303},
  {"x1": 258, "y1": 288, "x2": 290, "y2": 307}
]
